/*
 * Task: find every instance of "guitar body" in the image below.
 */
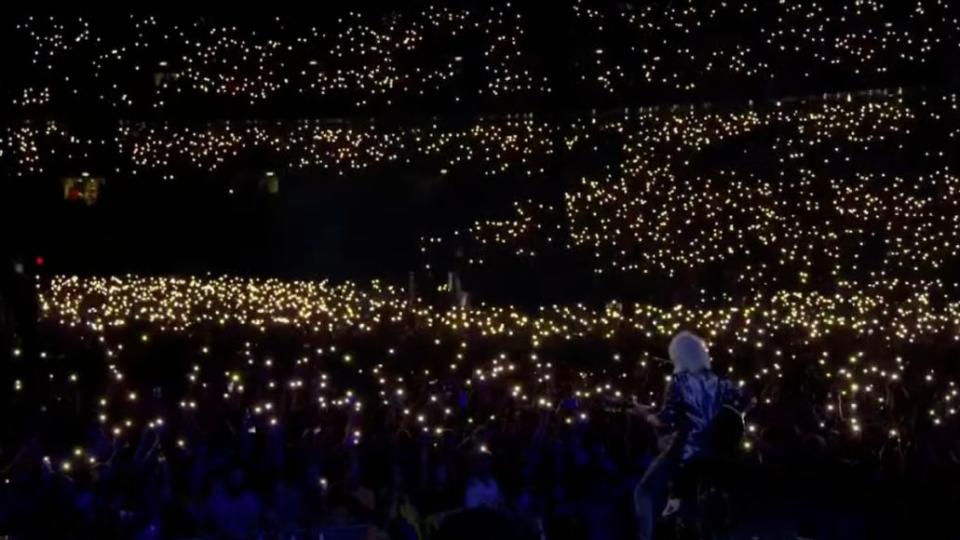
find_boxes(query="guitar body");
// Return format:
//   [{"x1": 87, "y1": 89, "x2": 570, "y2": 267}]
[
  {"x1": 602, "y1": 395, "x2": 745, "y2": 458},
  {"x1": 708, "y1": 404, "x2": 745, "y2": 458}
]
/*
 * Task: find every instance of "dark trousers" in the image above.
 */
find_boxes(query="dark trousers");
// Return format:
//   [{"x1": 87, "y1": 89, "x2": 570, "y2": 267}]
[{"x1": 633, "y1": 452, "x2": 677, "y2": 540}]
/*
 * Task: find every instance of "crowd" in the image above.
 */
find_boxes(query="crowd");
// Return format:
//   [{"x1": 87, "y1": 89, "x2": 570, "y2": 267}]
[
  {"x1": 2, "y1": 84, "x2": 960, "y2": 537},
  {"x1": 2, "y1": 2, "x2": 960, "y2": 116},
  {"x1": 0, "y1": 271, "x2": 956, "y2": 538},
  {"x1": 2, "y1": 88, "x2": 936, "y2": 178},
  {"x1": 1, "y1": 85, "x2": 960, "y2": 538},
  {"x1": 3, "y1": 3, "x2": 960, "y2": 539}
]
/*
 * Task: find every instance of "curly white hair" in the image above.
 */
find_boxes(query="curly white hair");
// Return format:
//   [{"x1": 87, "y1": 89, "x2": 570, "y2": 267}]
[{"x1": 668, "y1": 331, "x2": 712, "y2": 373}]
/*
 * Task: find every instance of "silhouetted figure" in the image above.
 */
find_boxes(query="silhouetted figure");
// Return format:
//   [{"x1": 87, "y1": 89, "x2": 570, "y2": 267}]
[{"x1": 632, "y1": 331, "x2": 748, "y2": 540}]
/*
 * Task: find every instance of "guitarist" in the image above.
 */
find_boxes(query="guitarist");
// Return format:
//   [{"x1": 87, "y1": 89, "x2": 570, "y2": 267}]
[{"x1": 632, "y1": 331, "x2": 749, "y2": 540}]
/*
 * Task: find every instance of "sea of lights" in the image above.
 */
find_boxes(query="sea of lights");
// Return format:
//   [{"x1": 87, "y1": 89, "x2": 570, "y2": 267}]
[
  {"x1": 6, "y1": 1, "x2": 959, "y2": 111},
  {"x1": 24, "y1": 272, "x2": 959, "y2": 475}
]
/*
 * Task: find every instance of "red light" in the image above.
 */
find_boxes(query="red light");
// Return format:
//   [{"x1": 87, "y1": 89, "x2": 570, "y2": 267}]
[{"x1": 35, "y1": 256, "x2": 45, "y2": 267}]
